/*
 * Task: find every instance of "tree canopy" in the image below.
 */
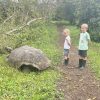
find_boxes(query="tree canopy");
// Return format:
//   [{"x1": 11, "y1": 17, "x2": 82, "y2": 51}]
[
  {"x1": 0, "y1": 0, "x2": 100, "y2": 42},
  {"x1": 55, "y1": 0, "x2": 100, "y2": 42}
]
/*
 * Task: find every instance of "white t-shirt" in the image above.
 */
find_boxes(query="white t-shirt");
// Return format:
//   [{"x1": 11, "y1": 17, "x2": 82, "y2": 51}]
[{"x1": 64, "y1": 35, "x2": 71, "y2": 49}]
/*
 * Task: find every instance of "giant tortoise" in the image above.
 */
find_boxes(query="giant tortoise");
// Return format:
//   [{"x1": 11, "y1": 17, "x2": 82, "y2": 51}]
[{"x1": 7, "y1": 45, "x2": 51, "y2": 72}]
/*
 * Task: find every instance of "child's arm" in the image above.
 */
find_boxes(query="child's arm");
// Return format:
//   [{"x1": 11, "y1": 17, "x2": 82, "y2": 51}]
[
  {"x1": 87, "y1": 33, "x2": 91, "y2": 45},
  {"x1": 66, "y1": 38, "x2": 71, "y2": 46},
  {"x1": 88, "y1": 39, "x2": 91, "y2": 45}
]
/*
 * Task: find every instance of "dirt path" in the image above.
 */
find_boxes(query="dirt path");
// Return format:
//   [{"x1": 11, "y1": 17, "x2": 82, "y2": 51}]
[{"x1": 57, "y1": 25, "x2": 100, "y2": 100}]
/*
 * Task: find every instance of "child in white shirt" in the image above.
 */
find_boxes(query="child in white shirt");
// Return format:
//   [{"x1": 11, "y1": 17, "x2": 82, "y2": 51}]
[{"x1": 63, "y1": 29, "x2": 71, "y2": 66}]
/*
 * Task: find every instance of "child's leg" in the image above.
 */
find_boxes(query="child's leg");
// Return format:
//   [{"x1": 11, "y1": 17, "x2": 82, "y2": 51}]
[
  {"x1": 82, "y1": 50, "x2": 87, "y2": 67},
  {"x1": 64, "y1": 49, "x2": 69, "y2": 66},
  {"x1": 79, "y1": 50, "x2": 87, "y2": 68},
  {"x1": 82, "y1": 57, "x2": 87, "y2": 67},
  {"x1": 64, "y1": 56, "x2": 69, "y2": 66},
  {"x1": 79, "y1": 55, "x2": 83, "y2": 68},
  {"x1": 78, "y1": 50, "x2": 83, "y2": 68}
]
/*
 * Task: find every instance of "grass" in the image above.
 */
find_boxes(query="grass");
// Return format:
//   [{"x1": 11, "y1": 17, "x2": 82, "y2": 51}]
[
  {"x1": 1, "y1": 20, "x2": 100, "y2": 100},
  {"x1": 0, "y1": 21, "x2": 62, "y2": 100},
  {"x1": 88, "y1": 42, "x2": 100, "y2": 78},
  {"x1": 0, "y1": 57, "x2": 58, "y2": 100}
]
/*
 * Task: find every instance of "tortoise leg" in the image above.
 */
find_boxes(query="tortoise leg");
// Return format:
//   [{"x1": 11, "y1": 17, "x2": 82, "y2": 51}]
[{"x1": 20, "y1": 65, "x2": 31, "y2": 73}]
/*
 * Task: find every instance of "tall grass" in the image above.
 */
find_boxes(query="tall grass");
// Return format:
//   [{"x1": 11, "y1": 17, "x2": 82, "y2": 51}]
[
  {"x1": 89, "y1": 42, "x2": 100, "y2": 78},
  {"x1": 0, "y1": 21, "x2": 62, "y2": 100}
]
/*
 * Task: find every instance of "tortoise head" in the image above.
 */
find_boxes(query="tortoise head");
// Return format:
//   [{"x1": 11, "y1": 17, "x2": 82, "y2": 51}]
[{"x1": 5, "y1": 47, "x2": 13, "y2": 53}]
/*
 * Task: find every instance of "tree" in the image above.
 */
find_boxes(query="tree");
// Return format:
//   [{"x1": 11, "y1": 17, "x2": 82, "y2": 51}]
[{"x1": 55, "y1": 0, "x2": 100, "y2": 42}]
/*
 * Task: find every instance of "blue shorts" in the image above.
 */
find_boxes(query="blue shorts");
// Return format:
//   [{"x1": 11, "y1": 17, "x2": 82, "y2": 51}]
[{"x1": 64, "y1": 49, "x2": 69, "y2": 57}]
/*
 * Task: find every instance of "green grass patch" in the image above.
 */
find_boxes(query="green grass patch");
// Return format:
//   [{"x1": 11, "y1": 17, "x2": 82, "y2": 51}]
[
  {"x1": 88, "y1": 42, "x2": 100, "y2": 78},
  {"x1": 0, "y1": 22, "x2": 62, "y2": 100}
]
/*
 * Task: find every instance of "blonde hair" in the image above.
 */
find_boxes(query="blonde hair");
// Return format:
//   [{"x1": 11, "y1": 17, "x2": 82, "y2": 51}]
[
  {"x1": 81, "y1": 23, "x2": 88, "y2": 29},
  {"x1": 63, "y1": 29, "x2": 70, "y2": 35}
]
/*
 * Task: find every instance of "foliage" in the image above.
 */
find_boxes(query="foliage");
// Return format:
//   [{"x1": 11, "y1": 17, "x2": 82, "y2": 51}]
[
  {"x1": 89, "y1": 43, "x2": 100, "y2": 78},
  {"x1": 55, "y1": 0, "x2": 100, "y2": 42},
  {"x1": 55, "y1": 1, "x2": 76, "y2": 24},
  {"x1": 0, "y1": 0, "x2": 57, "y2": 25},
  {"x1": 0, "y1": 22, "x2": 62, "y2": 100},
  {"x1": 0, "y1": 1, "x2": 63, "y2": 99}
]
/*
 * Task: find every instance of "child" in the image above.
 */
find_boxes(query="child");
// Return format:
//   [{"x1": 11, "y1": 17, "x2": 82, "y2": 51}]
[
  {"x1": 78, "y1": 23, "x2": 90, "y2": 69},
  {"x1": 63, "y1": 29, "x2": 71, "y2": 66}
]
